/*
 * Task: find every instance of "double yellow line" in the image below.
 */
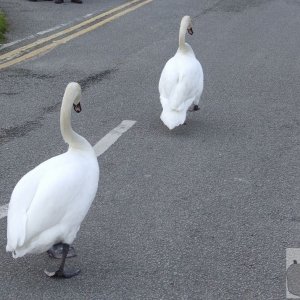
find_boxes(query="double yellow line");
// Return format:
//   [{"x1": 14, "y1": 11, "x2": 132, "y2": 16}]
[{"x1": 0, "y1": 0, "x2": 152, "y2": 70}]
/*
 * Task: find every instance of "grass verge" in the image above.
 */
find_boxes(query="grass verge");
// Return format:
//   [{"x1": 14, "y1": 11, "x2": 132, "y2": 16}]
[{"x1": 0, "y1": 11, "x2": 7, "y2": 43}]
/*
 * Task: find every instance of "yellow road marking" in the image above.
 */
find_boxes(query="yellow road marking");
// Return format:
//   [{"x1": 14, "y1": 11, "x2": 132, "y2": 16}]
[
  {"x1": 0, "y1": 0, "x2": 142, "y2": 62},
  {"x1": 0, "y1": 0, "x2": 152, "y2": 69}
]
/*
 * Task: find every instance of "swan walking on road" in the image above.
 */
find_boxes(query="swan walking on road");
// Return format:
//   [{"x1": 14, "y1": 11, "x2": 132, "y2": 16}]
[
  {"x1": 6, "y1": 82, "x2": 99, "y2": 278},
  {"x1": 159, "y1": 16, "x2": 204, "y2": 130}
]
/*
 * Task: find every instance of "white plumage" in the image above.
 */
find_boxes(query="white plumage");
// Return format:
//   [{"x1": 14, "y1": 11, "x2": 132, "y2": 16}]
[
  {"x1": 159, "y1": 16, "x2": 204, "y2": 130},
  {"x1": 6, "y1": 82, "x2": 99, "y2": 260}
]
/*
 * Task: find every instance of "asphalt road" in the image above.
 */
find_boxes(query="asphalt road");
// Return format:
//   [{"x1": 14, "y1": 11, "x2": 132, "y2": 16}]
[{"x1": 0, "y1": 0, "x2": 300, "y2": 299}]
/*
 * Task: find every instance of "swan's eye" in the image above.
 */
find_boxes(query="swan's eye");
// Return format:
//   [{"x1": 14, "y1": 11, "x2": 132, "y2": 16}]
[
  {"x1": 187, "y1": 27, "x2": 193, "y2": 35},
  {"x1": 73, "y1": 103, "x2": 82, "y2": 113}
]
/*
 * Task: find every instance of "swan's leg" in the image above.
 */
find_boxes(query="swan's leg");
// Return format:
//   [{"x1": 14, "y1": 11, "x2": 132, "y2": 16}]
[
  {"x1": 192, "y1": 96, "x2": 201, "y2": 111},
  {"x1": 188, "y1": 103, "x2": 200, "y2": 112},
  {"x1": 44, "y1": 244, "x2": 80, "y2": 278},
  {"x1": 47, "y1": 243, "x2": 76, "y2": 259}
]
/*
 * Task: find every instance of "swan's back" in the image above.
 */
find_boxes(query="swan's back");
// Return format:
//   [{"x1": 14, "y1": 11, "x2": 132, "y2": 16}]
[
  {"x1": 159, "y1": 48, "x2": 203, "y2": 105},
  {"x1": 159, "y1": 45, "x2": 203, "y2": 129},
  {"x1": 26, "y1": 150, "x2": 98, "y2": 238},
  {"x1": 7, "y1": 147, "x2": 99, "y2": 257}
]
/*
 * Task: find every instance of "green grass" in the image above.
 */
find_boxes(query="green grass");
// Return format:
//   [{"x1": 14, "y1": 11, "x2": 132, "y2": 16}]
[{"x1": 0, "y1": 11, "x2": 7, "y2": 43}]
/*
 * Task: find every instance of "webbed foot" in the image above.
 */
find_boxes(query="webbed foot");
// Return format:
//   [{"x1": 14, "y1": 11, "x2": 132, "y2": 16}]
[
  {"x1": 45, "y1": 243, "x2": 78, "y2": 279},
  {"x1": 44, "y1": 268, "x2": 80, "y2": 278}
]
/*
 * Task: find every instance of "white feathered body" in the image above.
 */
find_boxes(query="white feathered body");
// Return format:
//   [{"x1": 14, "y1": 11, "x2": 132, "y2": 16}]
[
  {"x1": 159, "y1": 44, "x2": 203, "y2": 130},
  {"x1": 6, "y1": 146, "x2": 99, "y2": 258}
]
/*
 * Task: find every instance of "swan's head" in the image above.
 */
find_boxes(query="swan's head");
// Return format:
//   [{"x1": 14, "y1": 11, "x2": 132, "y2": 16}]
[
  {"x1": 73, "y1": 102, "x2": 81, "y2": 113},
  {"x1": 181, "y1": 16, "x2": 193, "y2": 35},
  {"x1": 65, "y1": 82, "x2": 82, "y2": 113},
  {"x1": 72, "y1": 83, "x2": 82, "y2": 113}
]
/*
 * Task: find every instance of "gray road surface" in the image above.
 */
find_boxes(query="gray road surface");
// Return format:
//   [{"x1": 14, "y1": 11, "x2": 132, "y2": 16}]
[{"x1": 0, "y1": 0, "x2": 299, "y2": 299}]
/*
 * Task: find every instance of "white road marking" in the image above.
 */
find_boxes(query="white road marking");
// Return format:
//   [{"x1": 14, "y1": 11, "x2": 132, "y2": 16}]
[
  {"x1": 0, "y1": 120, "x2": 136, "y2": 220},
  {"x1": 233, "y1": 177, "x2": 251, "y2": 185},
  {"x1": 93, "y1": 120, "x2": 136, "y2": 157}
]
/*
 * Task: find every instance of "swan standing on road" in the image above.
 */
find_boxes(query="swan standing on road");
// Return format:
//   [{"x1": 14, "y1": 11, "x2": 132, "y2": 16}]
[
  {"x1": 159, "y1": 16, "x2": 204, "y2": 130},
  {"x1": 6, "y1": 82, "x2": 99, "y2": 278}
]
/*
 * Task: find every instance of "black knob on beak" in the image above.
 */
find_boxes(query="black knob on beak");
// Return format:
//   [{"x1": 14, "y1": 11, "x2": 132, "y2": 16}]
[
  {"x1": 73, "y1": 103, "x2": 82, "y2": 113},
  {"x1": 187, "y1": 27, "x2": 193, "y2": 35}
]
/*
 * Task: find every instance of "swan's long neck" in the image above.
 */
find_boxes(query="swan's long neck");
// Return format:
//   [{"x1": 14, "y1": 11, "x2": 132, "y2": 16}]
[
  {"x1": 60, "y1": 84, "x2": 87, "y2": 149},
  {"x1": 179, "y1": 21, "x2": 188, "y2": 51}
]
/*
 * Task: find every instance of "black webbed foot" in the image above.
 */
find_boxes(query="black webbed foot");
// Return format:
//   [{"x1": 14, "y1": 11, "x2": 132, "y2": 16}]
[
  {"x1": 44, "y1": 268, "x2": 80, "y2": 278},
  {"x1": 45, "y1": 243, "x2": 79, "y2": 279},
  {"x1": 47, "y1": 243, "x2": 76, "y2": 259}
]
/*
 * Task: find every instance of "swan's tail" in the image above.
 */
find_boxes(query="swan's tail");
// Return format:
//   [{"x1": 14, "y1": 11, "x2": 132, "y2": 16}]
[
  {"x1": 160, "y1": 108, "x2": 187, "y2": 130},
  {"x1": 6, "y1": 245, "x2": 27, "y2": 258},
  {"x1": 160, "y1": 95, "x2": 192, "y2": 129}
]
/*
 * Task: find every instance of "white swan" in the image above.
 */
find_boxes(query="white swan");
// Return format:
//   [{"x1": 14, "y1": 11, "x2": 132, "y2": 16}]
[
  {"x1": 6, "y1": 82, "x2": 99, "y2": 278},
  {"x1": 159, "y1": 16, "x2": 204, "y2": 130}
]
